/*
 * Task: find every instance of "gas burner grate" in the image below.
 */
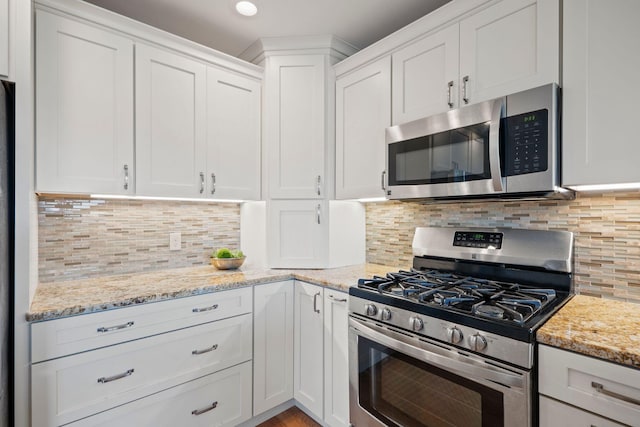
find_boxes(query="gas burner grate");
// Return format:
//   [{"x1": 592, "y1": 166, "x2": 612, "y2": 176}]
[{"x1": 357, "y1": 268, "x2": 557, "y2": 326}]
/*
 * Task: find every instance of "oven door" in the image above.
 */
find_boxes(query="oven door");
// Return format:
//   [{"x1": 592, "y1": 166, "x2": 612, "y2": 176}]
[
  {"x1": 348, "y1": 316, "x2": 530, "y2": 427},
  {"x1": 385, "y1": 97, "x2": 505, "y2": 200}
]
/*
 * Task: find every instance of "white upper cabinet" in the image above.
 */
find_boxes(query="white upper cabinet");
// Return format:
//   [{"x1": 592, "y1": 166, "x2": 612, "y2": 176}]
[
  {"x1": 458, "y1": 0, "x2": 559, "y2": 105},
  {"x1": 265, "y1": 55, "x2": 326, "y2": 199},
  {"x1": 35, "y1": 10, "x2": 134, "y2": 195},
  {"x1": 392, "y1": 23, "x2": 459, "y2": 124},
  {"x1": 0, "y1": 0, "x2": 8, "y2": 78},
  {"x1": 268, "y1": 200, "x2": 328, "y2": 268},
  {"x1": 135, "y1": 43, "x2": 207, "y2": 197},
  {"x1": 335, "y1": 56, "x2": 391, "y2": 199},
  {"x1": 562, "y1": 0, "x2": 640, "y2": 188},
  {"x1": 206, "y1": 67, "x2": 261, "y2": 200}
]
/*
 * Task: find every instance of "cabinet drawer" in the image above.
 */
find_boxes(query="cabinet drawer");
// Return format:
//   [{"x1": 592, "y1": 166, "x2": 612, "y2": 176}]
[
  {"x1": 32, "y1": 313, "x2": 252, "y2": 427},
  {"x1": 539, "y1": 396, "x2": 624, "y2": 427},
  {"x1": 539, "y1": 345, "x2": 640, "y2": 426},
  {"x1": 32, "y1": 286, "x2": 252, "y2": 362},
  {"x1": 67, "y1": 361, "x2": 253, "y2": 427}
]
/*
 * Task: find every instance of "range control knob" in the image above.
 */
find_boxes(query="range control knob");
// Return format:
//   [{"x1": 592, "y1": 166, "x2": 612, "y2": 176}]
[
  {"x1": 409, "y1": 316, "x2": 424, "y2": 331},
  {"x1": 364, "y1": 304, "x2": 378, "y2": 317},
  {"x1": 447, "y1": 326, "x2": 463, "y2": 344},
  {"x1": 381, "y1": 308, "x2": 392, "y2": 321},
  {"x1": 468, "y1": 333, "x2": 488, "y2": 352}
]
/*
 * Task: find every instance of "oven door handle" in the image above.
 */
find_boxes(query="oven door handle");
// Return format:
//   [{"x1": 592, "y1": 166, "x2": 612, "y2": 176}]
[
  {"x1": 350, "y1": 318, "x2": 524, "y2": 389},
  {"x1": 489, "y1": 97, "x2": 505, "y2": 193}
]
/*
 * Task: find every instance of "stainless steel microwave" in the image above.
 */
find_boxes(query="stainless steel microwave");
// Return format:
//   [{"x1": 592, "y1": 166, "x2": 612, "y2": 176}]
[{"x1": 384, "y1": 84, "x2": 572, "y2": 201}]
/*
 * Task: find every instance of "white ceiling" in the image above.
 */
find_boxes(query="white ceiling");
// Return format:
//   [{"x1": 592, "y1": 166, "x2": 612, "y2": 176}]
[{"x1": 83, "y1": 0, "x2": 451, "y2": 58}]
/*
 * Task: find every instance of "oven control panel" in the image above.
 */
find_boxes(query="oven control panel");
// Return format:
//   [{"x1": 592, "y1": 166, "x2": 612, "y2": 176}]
[{"x1": 453, "y1": 231, "x2": 503, "y2": 249}]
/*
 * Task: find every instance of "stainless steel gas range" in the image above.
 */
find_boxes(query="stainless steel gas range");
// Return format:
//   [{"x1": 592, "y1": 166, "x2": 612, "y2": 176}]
[{"x1": 348, "y1": 226, "x2": 573, "y2": 427}]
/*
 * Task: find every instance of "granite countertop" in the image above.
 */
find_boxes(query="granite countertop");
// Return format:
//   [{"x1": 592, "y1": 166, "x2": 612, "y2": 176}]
[
  {"x1": 28, "y1": 263, "x2": 402, "y2": 322},
  {"x1": 537, "y1": 295, "x2": 640, "y2": 369}
]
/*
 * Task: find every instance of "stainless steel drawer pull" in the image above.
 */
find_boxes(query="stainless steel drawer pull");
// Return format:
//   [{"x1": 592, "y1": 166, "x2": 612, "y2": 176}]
[
  {"x1": 192, "y1": 344, "x2": 218, "y2": 355},
  {"x1": 97, "y1": 368, "x2": 134, "y2": 384},
  {"x1": 591, "y1": 381, "x2": 640, "y2": 406},
  {"x1": 97, "y1": 321, "x2": 134, "y2": 333},
  {"x1": 123, "y1": 164, "x2": 129, "y2": 190},
  {"x1": 191, "y1": 401, "x2": 218, "y2": 416},
  {"x1": 329, "y1": 294, "x2": 347, "y2": 303},
  {"x1": 211, "y1": 173, "x2": 216, "y2": 195},
  {"x1": 192, "y1": 304, "x2": 219, "y2": 313},
  {"x1": 317, "y1": 204, "x2": 321, "y2": 225},
  {"x1": 447, "y1": 80, "x2": 454, "y2": 108},
  {"x1": 313, "y1": 291, "x2": 321, "y2": 313},
  {"x1": 316, "y1": 175, "x2": 321, "y2": 196},
  {"x1": 381, "y1": 171, "x2": 386, "y2": 192},
  {"x1": 199, "y1": 172, "x2": 205, "y2": 194}
]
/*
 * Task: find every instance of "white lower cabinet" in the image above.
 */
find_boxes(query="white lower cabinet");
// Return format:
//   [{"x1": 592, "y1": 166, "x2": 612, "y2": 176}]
[
  {"x1": 323, "y1": 291, "x2": 350, "y2": 427},
  {"x1": 538, "y1": 344, "x2": 640, "y2": 427},
  {"x1": 539, "y1": 396, "x2": 624, "y2": 427},
  {"x1": 31, "y1": 289, "x2": 253, "y2": 427},
  {"x1": 294, "y1": 282, "x2": 324, "y2": 419},
  {"x1": 253, "y1": 281, "x2": 295, "y2": 415},
  {"x1": 67, "y1": 362, "x2": 253, "y2": 427}
]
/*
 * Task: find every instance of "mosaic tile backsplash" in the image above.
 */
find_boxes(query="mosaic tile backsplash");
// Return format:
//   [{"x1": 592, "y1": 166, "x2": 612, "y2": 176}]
[
  {"x1": 365, "y1": 191, "x2": 640, "y2": 303},
  {"x1": 38, "y1": 197, "x2": 240, "y2": 282}
]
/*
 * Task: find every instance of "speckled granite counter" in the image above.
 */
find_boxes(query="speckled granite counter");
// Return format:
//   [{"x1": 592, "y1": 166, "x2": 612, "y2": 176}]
[
  {"x1": 28, "y1": 263, "x2": 401, "y2": 322},
  {"x1": 537, "y1": 295, "x2": 640, "y2": 369}
]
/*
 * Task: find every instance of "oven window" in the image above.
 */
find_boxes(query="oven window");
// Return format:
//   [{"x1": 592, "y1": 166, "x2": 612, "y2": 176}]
[
  {"x1": 388, "y1": 122, "x2": 492, "y2": 186},
  {"x1": 358, "y1": 337, "x2": 504, "y2": 427}
]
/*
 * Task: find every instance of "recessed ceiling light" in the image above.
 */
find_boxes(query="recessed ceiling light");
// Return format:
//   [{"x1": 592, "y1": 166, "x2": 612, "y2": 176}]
[{"x1": 236, "y1": 1, "x2": 257, "y2": 16}]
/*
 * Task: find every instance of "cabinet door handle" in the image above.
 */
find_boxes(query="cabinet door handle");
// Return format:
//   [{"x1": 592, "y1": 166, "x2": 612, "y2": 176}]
[
  {"x1": 329, "y1": 294, "x2": 347, "y2": 303},
  {"x1": 192, "y1": 344, "x2": 218, "y2": 355},
  {"x1": 123, "y1": 164, "x2": 129, "y2": 190},
  {"x1": 462, "y1": 75, "x2": 470, "y2": 104},
  {"x1": 381, "y1": 171, "x2": 386, "y2": 192},
  {"x1": 447, "y1": 80, "x2": 454, "y2": 108},
  {"x1": 191, "y1": 401, "x2": 218, "y2": 416},
  {"x1": 591, "y1": 381, "x2": 640, "y2": 406},
  {"x1": 199, "y1": 172, "x2": 205, "y2": 194},
  {"x1": 316, "y1": 175, "x2": 321, "y2": 196},
  {"x1": 313, "y1": 291, "x2": 321, "y2": 313},
  {"x1": 192, "y1": 303, "x2": 219, "y2": 313},
  {"x1": 316, "y1": 204, "x2": 321, "y2": 225},
  {"x1": 97, "y1": 321, "x2": 134, "y2": 333},
  {"x1": 210, "y1": 173, "x2": 216, "y2": 195},
  {"x1": 97, "y1": 368, "x2": 134, "y2": 384}
]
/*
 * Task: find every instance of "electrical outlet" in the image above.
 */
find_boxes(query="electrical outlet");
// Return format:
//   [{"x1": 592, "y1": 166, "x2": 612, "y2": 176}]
[{"x1": 169, "y1": 232, "x2": 181, "y2": 251}]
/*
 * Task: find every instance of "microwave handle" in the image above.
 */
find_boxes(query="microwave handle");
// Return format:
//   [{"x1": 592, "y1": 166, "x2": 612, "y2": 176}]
[{"x1": 489, "y1": 98, "x2": 505, "y2": 192}]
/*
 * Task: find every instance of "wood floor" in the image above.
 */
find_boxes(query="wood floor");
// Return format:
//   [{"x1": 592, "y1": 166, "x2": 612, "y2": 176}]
[{"x1": 257, "y1": 406, "x2": 321, "y2": 427}]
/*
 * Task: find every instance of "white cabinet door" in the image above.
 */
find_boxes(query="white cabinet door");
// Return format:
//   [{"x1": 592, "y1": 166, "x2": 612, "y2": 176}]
[
  {"x1": 135, "y1": 43, "x2": 207, "y2": 197},
  {"x1": 392, "y1": 24, "x2": 459, "y2": 124},
  {"x1": 67, "y1": 362, "x2": 253, "y2": 427},
  {"x1": 459, "y1": 0, "x2": 559, "y2": 105},
  {"x1": 0, "y1": 0, "x2": 8, "y2": 78},
  {"x1": 35, "y1": 10, "x2": 134, "y2": 195},
  {"x1": 336, "y1": 57, "x2": 391, "y2": 200},
  {"x1": 265, "y1": 55, "x2": 326, "y2": 199},
  {"x1": 323, "y1": 291, "x2": 349, "y2": 427},
  {"x1": 268, "y1": 200, "x2": 328, "y2": 268},
  {"x1": 562, "y1": 0, "x2": 640, "y2": 188},
  {"x1": 294, "y1": 281, "x2": 324, "y2": 420},
  {"x1": 253, "y1": 281, "x2": 295, "y2": 416},
  {"x1": 539, "y1": 396, "x2": 625, "y2": 427},
  {"x1": 206, "y1": 67, "x2": 261, "y2": 200}
]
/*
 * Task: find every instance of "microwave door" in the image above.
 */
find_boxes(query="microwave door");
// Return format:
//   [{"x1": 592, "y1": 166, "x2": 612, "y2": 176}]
[{"x1": 385, "y1": 97, "x2": 506, "y2": 200}]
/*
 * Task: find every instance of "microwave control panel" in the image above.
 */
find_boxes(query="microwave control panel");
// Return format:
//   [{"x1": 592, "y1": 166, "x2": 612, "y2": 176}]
[{"x1": 504, "y1": 109, "x2": 548, "y2": 176}]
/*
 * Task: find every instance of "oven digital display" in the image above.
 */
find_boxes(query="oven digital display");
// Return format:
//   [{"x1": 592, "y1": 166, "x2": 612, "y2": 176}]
[{"x1": 453, "y1": 231, "x2": 503, "y2": 249}]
